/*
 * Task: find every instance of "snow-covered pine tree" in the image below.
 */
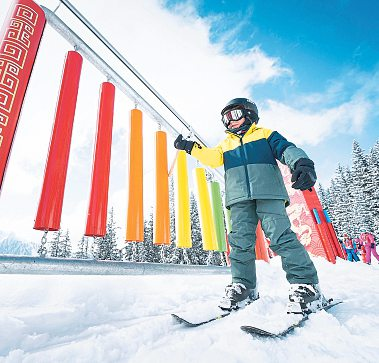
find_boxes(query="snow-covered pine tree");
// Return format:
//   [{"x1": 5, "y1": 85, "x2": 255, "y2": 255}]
[
  {"x1": 49, "y1": 229, "x2": 62, "y2": 257},
  {"x1": 167, "y1": 176, "x2": 182, "y2": 264},
  {"x1": 142, "y1": 209, "x2": 161, "y2": 262},
  {"x1": 330, "y1": 165, "x2": 355, "y2": 236},
  {"x1": 327, "y1": 179, "x2": 343, "y2": 238},
  {"x1": 93, "y1": 207, "x2": 120, "y2": 261},
  {"x1": 59, "y1": 230, "x2": 72, "y2": 258},
  {"x1": 351, "y1": 141, "x2": 374, "y2": 234},
  {"x1": 317, "y1": 183, "x2": 330, "y2": 210},
  {"x1": 76, "y1": 236, "x2": 89, "y2": 259},
  {"x1": 368, "y1": 141, "x2": 379, "y2": 240},
  {"x1": 187, "y1": 192, "x2": 203, "y2": 265}
]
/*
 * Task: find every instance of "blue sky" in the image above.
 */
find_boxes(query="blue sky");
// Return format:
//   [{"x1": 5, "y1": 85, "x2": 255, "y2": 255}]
[{"x1": 166, "y1": 0, "x2": 379, "y2": 181}]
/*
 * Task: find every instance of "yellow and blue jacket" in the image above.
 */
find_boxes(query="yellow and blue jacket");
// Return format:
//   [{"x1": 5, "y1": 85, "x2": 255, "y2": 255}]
[{"x1": 191, "y1": 123, "x2": 309, "y2": 208}]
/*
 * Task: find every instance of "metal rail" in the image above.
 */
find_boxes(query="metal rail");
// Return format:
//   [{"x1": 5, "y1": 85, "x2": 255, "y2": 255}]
[
  {"x1": 59, "y1": 0, "x2": 204, "y2": 144},
  {"x1": 0, "y1": 255, "x2": 230, "y2": 275},
  {"x1": 42, "y1": 6, "x2": 224, "y2": 183}
]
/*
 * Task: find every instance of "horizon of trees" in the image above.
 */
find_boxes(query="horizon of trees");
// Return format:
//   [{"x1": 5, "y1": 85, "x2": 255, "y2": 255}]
[
  {"x1": 318, "y1": 139, "x2": 379, "y2": 241},
  {"x1": 45, "y1": 177, "x2": 227, "y2": 266}
]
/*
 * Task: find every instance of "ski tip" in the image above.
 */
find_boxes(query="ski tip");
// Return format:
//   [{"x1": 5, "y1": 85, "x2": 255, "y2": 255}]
[
  {"x1": 171, "y1": 314, "x2": 201, "y2": 327},
  {"x1": 240, "y1": 325, "x2": 279, "y2": 338}
]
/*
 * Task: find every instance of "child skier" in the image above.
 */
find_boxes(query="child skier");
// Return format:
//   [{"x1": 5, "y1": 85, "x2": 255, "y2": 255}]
[
  {"x1": 174, "y1": 98, "x2": 327, "y2": 315},
  {"x1": 342, "y1": 233, "x2": 360, "y2": 262},
  {"x1": 359, "y1": 229, "x2": 379, "y2": 265}
]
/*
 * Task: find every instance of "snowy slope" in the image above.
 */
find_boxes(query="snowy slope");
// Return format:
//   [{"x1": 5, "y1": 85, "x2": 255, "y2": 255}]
[{"x1": 0, "y1": 256, "x2": 378, "y2": 363}]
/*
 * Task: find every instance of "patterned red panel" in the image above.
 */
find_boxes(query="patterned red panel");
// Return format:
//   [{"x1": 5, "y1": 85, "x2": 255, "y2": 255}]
[
  {"x1": 0, "y1": 0, "x2": 46, "y2": 189},
  {"x1": 278, "y1": 164, "x2": 327, "y2": 258}
]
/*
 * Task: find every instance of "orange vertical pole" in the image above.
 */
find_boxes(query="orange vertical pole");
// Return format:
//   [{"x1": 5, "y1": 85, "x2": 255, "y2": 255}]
[
  {"x1": 34, "y1": 51, "x2": 83, "y2": 231},
  {"x1": 154, "y1": 130, "x2": 170, "y2": 245},
  {"x1": 85, "y1": 82, "x2": 115, "y2": 237},
  {"x1": 125, "y1": 108, "x2": 144, "y2": 242},
  {"x1": 0, "y1": 0, "x2": 46, "y2": 193}
]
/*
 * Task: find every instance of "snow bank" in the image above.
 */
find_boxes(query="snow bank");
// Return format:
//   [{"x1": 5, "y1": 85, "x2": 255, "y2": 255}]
[{"x1": 0, "y1": 256, "x2": 378, "y2": 362}]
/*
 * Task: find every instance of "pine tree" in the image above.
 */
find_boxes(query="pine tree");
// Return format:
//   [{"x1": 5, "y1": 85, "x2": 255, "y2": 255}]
[
  {"x1": 327, "y1": 179, "x2": 342, "y2": 238},
  {"x1": 330, "y1": 165, "x2": 355, "y2": 236},
  {"x1": 351, "y1": 141, "x2": 374, "y2": 234},
  {"x1": 187, "y1": 192, "x2": 203, "y2": 265},
  {"x1": 49, "y1": 229, "x2": 62, "y2": 257},
  {"x1": 76, "y1": 236, "x2": 89, "y2": 259},
  {"x1": 141, "y1": 209, "x2": 161, "y2": 262},
  {"x1": 368, "y1": 141, "x2": 379, "y2": 240},
  {"x1": 167, "y1": 176, "x2": 182, "y2": 264},
  {"x1": 93, "y1": 208, "x2": 120, "y2": 260},
  {"x1": 317, "y1": 183, "x2": 330, "y2": 210},
  {"x1": 58, "y1": 230, "x2": 72, "y2": 258}
]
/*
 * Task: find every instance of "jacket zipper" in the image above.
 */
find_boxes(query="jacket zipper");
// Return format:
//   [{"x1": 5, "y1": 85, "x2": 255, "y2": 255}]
[{"x1": 239, "y1": 137, "x2": 251, "y2": 198}]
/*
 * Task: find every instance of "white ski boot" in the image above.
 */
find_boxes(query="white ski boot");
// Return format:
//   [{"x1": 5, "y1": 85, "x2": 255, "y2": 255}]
[
  {"x1": 287, "y1": 283, "x2": 329, "y2": 315},
  {"x1": 218, "y1": 283, "x2": 259, "y2": 311}
]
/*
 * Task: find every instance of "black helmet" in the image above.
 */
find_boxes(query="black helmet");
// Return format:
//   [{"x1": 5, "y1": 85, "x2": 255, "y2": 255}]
[{"x1": 221, "y1": 98, "x2": 259, "y2": 128}]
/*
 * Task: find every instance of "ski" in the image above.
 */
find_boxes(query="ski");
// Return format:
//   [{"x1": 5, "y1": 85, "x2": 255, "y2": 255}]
[
  {"x1": 172, "y1": 296, "x2": 258, "y2": 327},
  {"x1": 171, "y1": 310, "x2": 231, "y2": 327},
  {"x1": 240, "y1": 299, "x2": 343, "y2": 338}
]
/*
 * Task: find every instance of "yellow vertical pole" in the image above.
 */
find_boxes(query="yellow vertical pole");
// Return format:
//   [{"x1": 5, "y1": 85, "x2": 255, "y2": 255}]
[
  {"x1": 175, "y1": 151, "x2": 192, "y2": 248},
  {"x1": 125, "y1": 109, "x2": 144, "y2": 242},
  {"x1": 154, "y1": 130, "x2": 170, "y2": 245},
  {"x1": 194, "y1": 167, "x2": 217, "y2": 250}
]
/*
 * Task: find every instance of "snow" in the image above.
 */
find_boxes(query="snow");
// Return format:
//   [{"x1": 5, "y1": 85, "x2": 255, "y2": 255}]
[{"x1": 0, "y1": 256, "x2": 378, "y2": 363}]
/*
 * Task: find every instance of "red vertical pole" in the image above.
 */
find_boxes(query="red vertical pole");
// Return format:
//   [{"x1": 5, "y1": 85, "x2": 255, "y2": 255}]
[
  {"x1": 34, "y1": 51, "x2": 83, "y2": 231},
  {"x1": 125, "y1": 109, "x2": 144, "y2": 242},
  {"x1": 85, "y1": 82, "x2": 115, "y2": 237},
  {"x1": 0, "y1": 0, "x2": 46, "y2": 193}
]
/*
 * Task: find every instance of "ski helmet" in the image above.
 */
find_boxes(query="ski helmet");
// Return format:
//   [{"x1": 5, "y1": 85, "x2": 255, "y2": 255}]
[{"x1": 221, "y1": 98, "x2": 259, "y2": 128}]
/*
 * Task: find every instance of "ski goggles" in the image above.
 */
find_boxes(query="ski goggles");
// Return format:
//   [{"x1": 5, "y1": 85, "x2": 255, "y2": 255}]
[{"x1": 221, "y1": 108, "x2": 244, "y2": 127}]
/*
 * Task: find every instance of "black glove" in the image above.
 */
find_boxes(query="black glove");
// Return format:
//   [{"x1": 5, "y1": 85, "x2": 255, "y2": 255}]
[
  {"x1": 291, "y1": 158, "x2": 317, "y2": 191},
  {"x1": 174, "y1": 134, "x2": 199, "y2": 154}
]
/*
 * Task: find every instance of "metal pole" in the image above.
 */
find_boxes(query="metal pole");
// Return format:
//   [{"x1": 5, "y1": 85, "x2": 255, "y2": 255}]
[
  {"x1": 41, "y1": 6, "x2": 224, "y2": 183},
  {"x1": 58, "y1": 0, "x2": 207, "y2": 146},
  {"x1": 0, "y1": 255, "x2": 230, "y2": 275}
]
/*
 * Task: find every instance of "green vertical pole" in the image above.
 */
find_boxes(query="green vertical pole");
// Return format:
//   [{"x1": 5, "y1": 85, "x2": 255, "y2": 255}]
[{"x1": 210, "y1": 181, "x2": 227, "y2": 252}]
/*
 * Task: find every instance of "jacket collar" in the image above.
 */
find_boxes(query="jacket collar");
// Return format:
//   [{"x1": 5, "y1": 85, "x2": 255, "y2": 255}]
[{"x1": 225, "y1": 123, "x2": 258, "y2": 138}]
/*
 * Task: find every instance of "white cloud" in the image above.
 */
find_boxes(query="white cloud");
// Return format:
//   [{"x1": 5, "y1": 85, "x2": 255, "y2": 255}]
[{"x1": 262, "y1": 81, "x2": 374, "y2": 146}]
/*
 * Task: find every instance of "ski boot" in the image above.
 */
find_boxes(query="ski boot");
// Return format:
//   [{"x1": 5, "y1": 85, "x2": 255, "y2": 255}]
[
  {"x1": 287, "y1": 283, "x2": 329, "y2": 315},
  {"x1": 218, "y1": 283, "x2": 259, "y2": 311}
]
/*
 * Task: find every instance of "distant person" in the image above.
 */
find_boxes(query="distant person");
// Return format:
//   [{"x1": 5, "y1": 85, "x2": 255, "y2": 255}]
[
  {"x1": 353, "y1": 237, "x2": 365, "y2": 262},
  {"x1": 359, "y1": 229, "x2": 379, "y2": 265},
  {"x1": 341, "y1": 233, "x2": 360, "y2": 262},
  {"x1": 174, "y1": 97, "x2": 328, "y2": 315}
]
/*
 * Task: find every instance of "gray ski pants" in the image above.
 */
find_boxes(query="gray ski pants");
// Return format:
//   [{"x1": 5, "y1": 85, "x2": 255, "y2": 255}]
[{"x1": 228, "y1": 199, "x2": 319, "y2": 289}]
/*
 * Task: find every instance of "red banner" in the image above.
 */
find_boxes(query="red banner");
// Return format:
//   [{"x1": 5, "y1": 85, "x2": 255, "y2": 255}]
[
  {"x1": 279, "y1": 164, "x2": 337, "y2": 262},
  {"x1": 0, "y1": 0, "x2": 46, "y2": 192}
]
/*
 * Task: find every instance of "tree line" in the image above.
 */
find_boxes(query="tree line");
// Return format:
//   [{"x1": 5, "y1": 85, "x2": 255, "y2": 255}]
[
  {"x1": 318, "y1": 140, "x2": 379, "y2": 241},
  {"x1": 45, "y1": 178, "x2": 227, "y2": 266}
]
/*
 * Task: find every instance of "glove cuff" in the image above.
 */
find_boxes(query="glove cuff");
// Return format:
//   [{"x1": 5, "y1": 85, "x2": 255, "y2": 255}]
[
  {"x1": 184, "y1": 140, "x2": 201, "y2": 154},
  {"x1": 294, "y1": 158, "x2": 314, "y2": 169}
]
